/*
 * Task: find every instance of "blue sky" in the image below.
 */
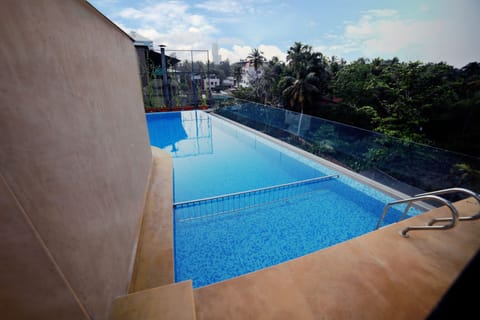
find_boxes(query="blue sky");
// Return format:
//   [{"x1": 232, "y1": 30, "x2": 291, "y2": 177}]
[{"x1": 88, "y1": 0, "x2": 479, "y2": 67}]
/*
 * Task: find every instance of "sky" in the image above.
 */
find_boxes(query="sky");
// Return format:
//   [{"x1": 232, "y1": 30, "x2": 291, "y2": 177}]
[{"x1": 88, "y1": 0, "x2": 480, "y2": 67}]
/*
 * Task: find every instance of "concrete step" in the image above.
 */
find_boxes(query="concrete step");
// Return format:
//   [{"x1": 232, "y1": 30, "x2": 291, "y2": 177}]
[{"x1": 110, "y1": 280, "x2": 196, "y2": 320}]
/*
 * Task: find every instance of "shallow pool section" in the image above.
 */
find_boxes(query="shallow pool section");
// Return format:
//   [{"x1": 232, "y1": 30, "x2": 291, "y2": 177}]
[
  {"x1": 147, "y1": 111, "x2": 322, "y2": 202},
  {"x1": 146, "y1": 111, "x2": 422, "y2": 288}
]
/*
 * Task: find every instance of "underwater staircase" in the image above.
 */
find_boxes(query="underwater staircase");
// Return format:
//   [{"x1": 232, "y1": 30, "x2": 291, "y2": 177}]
[
  {"x1": 173, "y1": 174, "x2": 340, "y2": 221},
  {"x1": 376, "y1": 187, "x2": 480, "y2": 237}
]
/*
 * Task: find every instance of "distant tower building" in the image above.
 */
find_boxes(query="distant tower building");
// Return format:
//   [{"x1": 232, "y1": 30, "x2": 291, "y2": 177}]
[{"x1": 212, "y1": 42, "x2": 220, "y2": 64}]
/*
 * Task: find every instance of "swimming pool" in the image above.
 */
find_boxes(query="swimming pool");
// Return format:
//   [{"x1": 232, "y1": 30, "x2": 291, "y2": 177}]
[{"x1": 146, "y1": 110, "x2": 422, "y2": 288}]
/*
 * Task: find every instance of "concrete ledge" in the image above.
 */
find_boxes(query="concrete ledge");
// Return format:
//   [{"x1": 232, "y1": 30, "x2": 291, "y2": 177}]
[
  {"x1": 111, "y1": 281, "x2": 196, "y2": 320},
  {"x1": 128, "y1": 147, "x2": 174, "y2": 293}
]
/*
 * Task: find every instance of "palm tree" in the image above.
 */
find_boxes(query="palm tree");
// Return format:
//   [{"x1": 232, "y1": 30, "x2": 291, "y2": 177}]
[
  {"x1": 260, "y1": 56, "x2": 286, "y2": 105},
  {"x1": 282, "y1": 42, "x2": 330, "y2": 114},
  {"x1": 282, "y1": 72, "x2": 320, "y2": 135},
  {"x1": 245, "y1": 48, "x2": 266, "y2": 99},
  {"x1": 246, "y1": 48, "x2": 266, "y2": 72},
  {"x1": 282, "y1": 72, "x2": 320, "y2": 114},
  {"x1": 287, "y1": 42, "x2": 310, "y2": 75}
]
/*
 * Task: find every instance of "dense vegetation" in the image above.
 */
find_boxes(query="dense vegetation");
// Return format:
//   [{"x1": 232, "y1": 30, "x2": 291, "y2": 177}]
[{"x1": 217, "y1": 42, "x2": 480, "y2": 158}]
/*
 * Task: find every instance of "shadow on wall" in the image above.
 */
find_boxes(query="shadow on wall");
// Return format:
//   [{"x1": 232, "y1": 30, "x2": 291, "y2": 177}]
[{"x1": 427, "y1": 249, "x2": 480, "y2": 319}]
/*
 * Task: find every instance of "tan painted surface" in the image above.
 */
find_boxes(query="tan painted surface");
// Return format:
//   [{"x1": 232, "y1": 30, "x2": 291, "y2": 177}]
[
  {"x1": 0, "y1": 1, "x2": 151, "y2": 319},
  {"x1": 194, "y1": 198, "x2": 480, "y2": 319},
  {"x1": 0, "y1": 177, "x2": 88, "y2": 320},
  {"x1": 110, "y1": 281, "x2": 196, "y2": 320},
  {"x1": 129, "y1": 147, "x2": 174, "y2": 292}
]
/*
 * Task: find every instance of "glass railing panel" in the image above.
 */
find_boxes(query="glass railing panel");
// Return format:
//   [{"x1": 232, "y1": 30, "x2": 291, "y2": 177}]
[{"x1": 212, "y1": 98, "x2": 480, "y2": 196}]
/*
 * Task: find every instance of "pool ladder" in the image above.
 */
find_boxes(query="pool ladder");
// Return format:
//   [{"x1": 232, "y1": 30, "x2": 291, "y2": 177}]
[{"x1": 376, "y1": 188, "x2": 480, "y2": 237}]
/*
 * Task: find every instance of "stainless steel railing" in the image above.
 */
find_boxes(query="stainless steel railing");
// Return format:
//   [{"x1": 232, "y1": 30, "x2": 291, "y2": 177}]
[
  {"x1": 416, "y1": 188, "x2": 480, "y2": 225},
  {"x1": 376, "y1": 187, "x2": 480, "y2": 237},
  {"x1": 376, "y1": 195, "x2": 459, "y2": 237}
]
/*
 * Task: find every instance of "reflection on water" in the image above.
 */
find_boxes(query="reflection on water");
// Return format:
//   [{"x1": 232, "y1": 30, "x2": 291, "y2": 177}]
[{"x1": 146, "y1": 111, "x2": 213, "y2": 158}]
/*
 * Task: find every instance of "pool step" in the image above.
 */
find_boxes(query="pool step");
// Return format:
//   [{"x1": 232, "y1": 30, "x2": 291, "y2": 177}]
[
  {"x1": 110, "y1": 281, "x2": 196, "y2": 320},
  {"x1": 110, "y1": 148, "x2": 195, "y2": 320}
]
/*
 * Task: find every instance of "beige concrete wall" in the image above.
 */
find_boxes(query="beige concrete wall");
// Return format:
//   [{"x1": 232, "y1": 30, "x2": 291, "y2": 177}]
[{"x1": 0, "y1": 1, "x2": 152, "y2": 319}]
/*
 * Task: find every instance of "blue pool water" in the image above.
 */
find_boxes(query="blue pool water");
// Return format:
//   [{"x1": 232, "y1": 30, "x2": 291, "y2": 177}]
[{"x1": 146, "y1": 111, "x2": 421, "y2": 288}]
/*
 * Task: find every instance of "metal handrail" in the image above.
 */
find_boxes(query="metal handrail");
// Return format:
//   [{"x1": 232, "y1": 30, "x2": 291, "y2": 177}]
[
  {"x1": 376, "y1": 195, "x2": 459, "y2": 238},
  {"x1": 411, "y1": 188, "x2": 480, "y2": 225}
]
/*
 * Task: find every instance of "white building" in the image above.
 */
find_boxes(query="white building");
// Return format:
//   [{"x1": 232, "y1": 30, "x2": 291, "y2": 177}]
[
  {"x1": 235, "y1": 60, "x2": 264, "y2": 88},
  {"x1": 204, "y1": 75, "x2": 220, "y2": 89},
  {"x1": 222, "y1": 76, "x2": 236, "y2": 88}
]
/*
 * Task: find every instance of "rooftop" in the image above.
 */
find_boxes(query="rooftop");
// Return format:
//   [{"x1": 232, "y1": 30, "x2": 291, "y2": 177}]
[{"x1": 3, "y1": 2, "x2": 477, "y2": 319}]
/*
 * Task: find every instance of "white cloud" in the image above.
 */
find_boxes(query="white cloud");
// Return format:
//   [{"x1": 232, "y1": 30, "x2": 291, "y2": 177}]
[
  {"x1": 195, "y1": 0, "x2": 271, "y2": 17},
  {"x1": 195, "y1": 0, "x2": 242, "y2": 13},
  {"x1": 135, "y1": 28, "x2": 161, "y2": 41},
  {"x1": 258, "y1": 45, "x2": 287, "y2": 61},
  {"x1": 219, "y1": 44, "x2": 286, "y2": 63},
  {"x1": 219, "y1": 45, "x2": 252, "y2": 62},
  {"x1": 118, "y1": 2, "x2": 189, "y2": 23},
  {"x1": 364, "y1": 9, "x2": 398, "y2": 17},
  {"x1": 115, "y1": 2, "x2": 218, "y2": 50},
  {"x1": 325, "y1": 4, "x2": 480, "y2": 67}
]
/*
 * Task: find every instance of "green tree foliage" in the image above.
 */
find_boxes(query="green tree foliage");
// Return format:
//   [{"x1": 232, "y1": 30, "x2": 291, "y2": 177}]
[
  {"x1": 211, "y1": 59, "x2": 232, "y2": 85},
  {"x1": 282, "y1": 72, "x2": 320, "y2": 113},
  {"x1": 233, "y1": 64, "x2": 243, "y2": 87},
  {"x1": 282, "y1": 42, "x2": 329, "y2": 113},
  {"x1": 228, "y1": 42, "x2": 479, "y2": 156},
  {"x1": 258, "y1": 56, "x2": 287, "y2": 105},
  {"x1": 331, "y1": 58, "x2": 479, "y2": 154},
  {"x1": 286, "y1": 42, "x2": 329, "y2": 83},
  {"x1": 332, "y1": 58, "x2": 373, "y2": 108},
  {"x1": 246, "y1": 48, "x2": 266, "y2": 71}
]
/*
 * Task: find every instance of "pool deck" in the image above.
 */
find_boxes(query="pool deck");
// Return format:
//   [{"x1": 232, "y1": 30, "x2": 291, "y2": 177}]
[
  {"x1": 194, "y1": 197, "x2": 479, "y2": 319},
  {"x1": 110, "y1": 147, "x2": 480, "y2": 320}
]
